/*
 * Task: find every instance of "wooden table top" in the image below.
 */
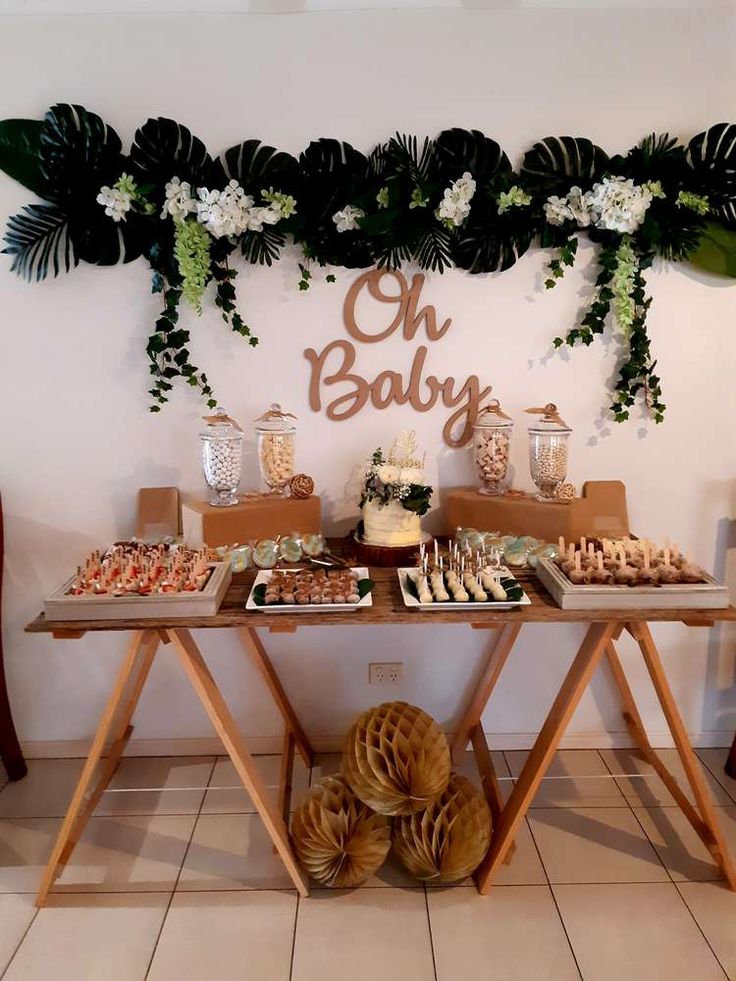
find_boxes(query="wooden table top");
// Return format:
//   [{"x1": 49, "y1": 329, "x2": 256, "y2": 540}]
[{"x1": 25, "y1": 564, "x2": 736, "y2": 634}]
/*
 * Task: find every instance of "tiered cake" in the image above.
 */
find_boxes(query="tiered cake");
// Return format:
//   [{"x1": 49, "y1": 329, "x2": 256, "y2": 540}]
[{"x1": 359, "y1": 431, "x2": 432, "y2": 554}]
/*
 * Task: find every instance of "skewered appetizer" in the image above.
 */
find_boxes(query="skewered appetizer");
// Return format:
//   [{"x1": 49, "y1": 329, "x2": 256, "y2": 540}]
[
  {"x1": 553, "y1": 536, "x2": 708, "y2": 587},
  {"x1": 252, "y1": 568, "x2": 372, "y2": 607},
  {"x1": 67, "y1": 543, "x2": 214, "y2": 597}
]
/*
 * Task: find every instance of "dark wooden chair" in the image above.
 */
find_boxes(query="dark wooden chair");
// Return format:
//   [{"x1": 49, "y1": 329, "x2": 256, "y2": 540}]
[{"x1": 0, "y1": 494, "x2": 27, "y2": 781}]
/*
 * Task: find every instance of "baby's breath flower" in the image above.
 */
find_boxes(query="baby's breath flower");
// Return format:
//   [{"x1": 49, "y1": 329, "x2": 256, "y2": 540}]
[
  {"x1": 676, "y1": 190, "x2": 710, "y2": 215},
  {"x1": 497, "y1": 185, "x2": 532, "y2": 215}
]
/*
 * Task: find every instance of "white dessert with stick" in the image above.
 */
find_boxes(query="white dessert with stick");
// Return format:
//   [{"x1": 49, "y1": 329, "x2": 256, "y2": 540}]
[{"x1": 406, "y1": 535, "x2": 525, "y2": 606}]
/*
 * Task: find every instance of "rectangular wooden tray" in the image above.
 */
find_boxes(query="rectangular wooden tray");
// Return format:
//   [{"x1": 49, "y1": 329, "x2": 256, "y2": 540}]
[
  {"x1": 44, "y1": 562, "x2": 232, "y2": 621},
  {"x1": 536, "y1": 557, "x2": 730, "y2": 611},
  {"x1": 397, "y1": 567, "x2": 531, "y2": 611},
  {"x1": 246, "y1": 568, "x2": 373, "y2": 612}
]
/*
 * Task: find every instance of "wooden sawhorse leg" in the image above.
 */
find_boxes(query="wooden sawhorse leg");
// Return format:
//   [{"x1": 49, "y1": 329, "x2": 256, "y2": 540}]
[
  {"x1": 606, "y1": 622, "x2": 736, "y2": 889},
  {"x1": 36, "y1": 629, "x2": 161, "y2": 906},
  {"x1": 167, "y1": 629, "x2": 308, "y2": 896},
  {"x1": 476, "y1": 621, "x2": 617, "y2": 893},
  {"x1": 453, "y1": 624, "x2": 523, "y2": 866}
]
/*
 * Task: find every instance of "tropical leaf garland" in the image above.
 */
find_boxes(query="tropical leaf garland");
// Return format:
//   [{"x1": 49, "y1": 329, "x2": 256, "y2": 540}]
[{"x1": 1, "y1": 105, "x2": 735, "y2": 423}]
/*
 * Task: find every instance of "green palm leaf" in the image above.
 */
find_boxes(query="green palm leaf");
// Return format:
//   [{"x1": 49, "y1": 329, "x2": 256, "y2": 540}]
[
  {"x1": 130, "y1": 116, "x2": 213, "y2": 207},
  {"x1": 414, "y1": 224, "x2": 453, "y2": 273},
  {"x1": 3, "y1": 202, "x2": 76, "y2": 280},
  {"x1": 240, "y1": 227, "x2": 285, "y2": 267}
]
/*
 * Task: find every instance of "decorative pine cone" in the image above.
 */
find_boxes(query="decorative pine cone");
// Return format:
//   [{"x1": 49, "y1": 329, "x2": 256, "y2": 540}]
[
  {"x1": 291, "y1": 775, "x2": 391, "y2": 887},
  {"x1": 290, "y1": 473, "x2": 314, "y2": 499},
  {"x1": 392, "y1": 774, "x2": 492, "y2": 883},
  {"x1": 341, "y1": 701, "x2": 451, "y2": 816}
]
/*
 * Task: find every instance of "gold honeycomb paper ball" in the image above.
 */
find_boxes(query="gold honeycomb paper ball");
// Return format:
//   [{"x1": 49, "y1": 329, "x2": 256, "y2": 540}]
[
  {"x1": 341, "y1": 701, "x2": 451, "y2": 816},
  {"x1": 392, "y1": 774, "x2": 492, "y2": 883},
  {"x1": 291, "y1": 775, "x2": 391, "y2": 888}
]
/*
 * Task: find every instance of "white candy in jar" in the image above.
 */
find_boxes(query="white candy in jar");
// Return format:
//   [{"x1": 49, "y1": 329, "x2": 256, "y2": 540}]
[{"x1": 259, "y1": 431, "x2": 295, "y2": 489}]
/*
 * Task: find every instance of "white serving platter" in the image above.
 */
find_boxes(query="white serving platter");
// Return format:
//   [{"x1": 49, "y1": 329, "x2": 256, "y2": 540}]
[
  {"x1": 246, "y1": 567, "x2": 373, "y2": 613},
  {"x1": 397, "y1": 566, "x2": 531, "y2": 611},
  {"x1": 44, "y1": 561, "x2": 232, "y2": 621},
  {"x1": 536, "y1": 557, "x2": 730, "y2": 611}
]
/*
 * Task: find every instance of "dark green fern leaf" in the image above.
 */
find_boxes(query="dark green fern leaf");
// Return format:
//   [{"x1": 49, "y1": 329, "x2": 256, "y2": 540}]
[{"x1": 3, "y1": 202, "x2": 76, "y2": 281}]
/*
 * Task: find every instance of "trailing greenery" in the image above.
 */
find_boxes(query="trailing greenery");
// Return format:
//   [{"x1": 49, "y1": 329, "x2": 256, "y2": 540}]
[{"x1": 1, "y1": 106, "x2": 736, "y2": 421}]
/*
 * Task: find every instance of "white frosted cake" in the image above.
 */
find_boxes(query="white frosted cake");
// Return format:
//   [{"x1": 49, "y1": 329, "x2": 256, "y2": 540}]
[{"x1": 359, "y1": 431, "x2": 432, "y2": 548}]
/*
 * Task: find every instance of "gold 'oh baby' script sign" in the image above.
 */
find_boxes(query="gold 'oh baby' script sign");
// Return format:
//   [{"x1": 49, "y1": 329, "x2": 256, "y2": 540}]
[{"x1": 304, "y1": 269, "x2": 491, "y2": 447}]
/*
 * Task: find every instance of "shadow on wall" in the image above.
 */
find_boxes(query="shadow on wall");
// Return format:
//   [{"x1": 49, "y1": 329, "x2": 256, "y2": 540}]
[{"x1": 702, "y1": 482, "x2": 736, "y2": 735}]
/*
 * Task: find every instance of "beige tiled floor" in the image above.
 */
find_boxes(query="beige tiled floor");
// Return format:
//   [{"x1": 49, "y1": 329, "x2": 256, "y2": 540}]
[{"x1": 0, "y1": 748, "x2": 734, "y2": 979}]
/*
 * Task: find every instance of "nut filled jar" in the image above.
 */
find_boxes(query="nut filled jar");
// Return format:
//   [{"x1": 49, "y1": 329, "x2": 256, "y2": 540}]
[
  {"x1": 255, "y1": 404, "x2": 297, "y2": 495},
  {"x1": 526, "y1": 403, "x2": 572, "y2": 503},
  {"x1": 473, "y1": 399, "x2": 514, "y2": 496},
  {"x1": 201, "y1": 408, "x2": 244, "y2": 507}
]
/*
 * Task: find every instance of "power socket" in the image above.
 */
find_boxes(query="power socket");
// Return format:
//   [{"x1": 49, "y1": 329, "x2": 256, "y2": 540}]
[{"x1": 368, "y1": 662, "x2": 403, "y2": 685}]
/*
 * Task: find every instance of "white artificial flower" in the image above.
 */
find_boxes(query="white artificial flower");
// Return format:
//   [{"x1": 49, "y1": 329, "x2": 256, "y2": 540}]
[
  {"x1": 543, "y1": 194, "x2": 574, "y2": 226},
  {"x1": 436, "y1": 171, "x2": 476, "y2": 228},
  {"x1": 195, "y1": 180, "x2": 256, "y2": 238},
  {"x1": 161, "y1": 177, "x2": 196, "y2": 221},
  {"x1": 376, "y1": 464, "x2": 401, "y2": 484},
  {"x1": 96, "y1": 185, "x2": 132, "y2": 222},
  {"x1": 583, "y1": 176, "x2": 652, "y2": 234},
  {"x1": 398, "y1": 467, "x2": 424, "y2": 485},
  {"x1": 565, "y1": 186, "x2": 592, "y2": 227},
  {"x1": 333, "y1": 205, "x2": 365, "y2": 233}
]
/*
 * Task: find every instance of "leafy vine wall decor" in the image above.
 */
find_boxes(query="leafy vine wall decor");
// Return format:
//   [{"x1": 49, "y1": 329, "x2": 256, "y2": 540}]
[{"x1": 1, "y1": 105, "x2": 735, "y2": 422}]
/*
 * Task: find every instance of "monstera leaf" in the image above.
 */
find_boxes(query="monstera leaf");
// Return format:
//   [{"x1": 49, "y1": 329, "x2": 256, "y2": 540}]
[
  {"x1": 0, "y1": 119, "x2": 46, "y2": 196},
  {"x1": 39, "y1": 104, "x2": 142, "y2": 266},
  {"x1": 295, "y1": 138, "x2": 375, "y2": 268},
  {"x1": 688, "y1": 123, "x2": 736, "y2": 224},
  {"x1": 433, "y1": 127, "x2": 511, "y2": 183},
  {"x1": 687, "y1": 222, "x2": 736, "y2": 278},
  {"x1": 521, "y1": 136, "x2": 609, "y2": 192},
  {"x1": 130, "y1": 116, "x2": 213, "y2": 206},
  {"x1": 3, "y1": 202, "x2": 76, "y2": 280},
  {"x1": 215, "y1": 139, "x2": 300, "y2": 266}
]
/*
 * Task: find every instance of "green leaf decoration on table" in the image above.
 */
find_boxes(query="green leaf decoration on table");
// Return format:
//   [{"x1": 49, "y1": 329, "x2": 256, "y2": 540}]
[
  {"x1": 404, "y1": 573, "x2": 420, "y2": 601},
  {"x1": 687, "y1": 222, "x2": 736, "y2": 277},
  {"x1": 0, "y1": 119, "x2": 46, "y2": 196},
  {"x1": 251, "y1": 583, "x2": 267, "y2": 607},
  {"x1": 2, "y1": 202, "x2": 76, "y2": 280},
  {"x1": 357, "y1": 578, "x2": 375, "y2": 599}
]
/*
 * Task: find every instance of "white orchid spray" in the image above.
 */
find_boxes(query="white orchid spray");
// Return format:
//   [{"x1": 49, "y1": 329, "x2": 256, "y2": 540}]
[
  {"x1": 332, "y1": 205, "x2": 365, "y2": 232},
  {"x1": 436, "y1": 171, "x2": 476, "y2": 228}
]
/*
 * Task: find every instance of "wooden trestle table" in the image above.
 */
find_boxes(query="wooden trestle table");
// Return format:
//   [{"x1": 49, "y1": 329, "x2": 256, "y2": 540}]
[{"x1": 25, "y1": 554, "x2": 736, "y2": 906}]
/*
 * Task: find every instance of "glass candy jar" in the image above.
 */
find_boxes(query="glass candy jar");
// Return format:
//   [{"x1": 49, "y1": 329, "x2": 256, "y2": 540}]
[
  {"x1": 200, "y1": 408, "x2": 244, "y2": 507},
  {"x1": 526, "y1": 403, "x2": 572, "y2": 503},
  {"x1": 473, "y1": 399, "x2": 514, "y2": 496},
  {"x1": 254, "y1": 404, "x2": 297, "y2": 495}
]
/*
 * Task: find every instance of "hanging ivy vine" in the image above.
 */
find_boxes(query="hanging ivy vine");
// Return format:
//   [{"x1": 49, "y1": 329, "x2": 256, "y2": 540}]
[{"x1": 1, "y1": 105, "x2": 735, "y2": 421}]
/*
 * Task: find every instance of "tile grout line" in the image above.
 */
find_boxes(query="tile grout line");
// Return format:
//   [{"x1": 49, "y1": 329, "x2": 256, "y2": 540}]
[
  {"x1": 0, "y1": 906, "x2": 39, "y2": 980},
  {"x1": 695, "y1": 749, "x2": 736, "y2": 806},
  {"x1": 422, "y1": 883, "x2": 439, "y2": 981},
  {"x1": 143, "y1": 756, "x2": 218, "y2": 980},
  {"x1": 604, "y1": 750, "x2": 732, "y2": 979},
  {"x1": 521, "y1": 808, "x2": 584, "y2": 981},
  {"x1": 288, "y1": 893, "x2": 300, "y2": 981}
]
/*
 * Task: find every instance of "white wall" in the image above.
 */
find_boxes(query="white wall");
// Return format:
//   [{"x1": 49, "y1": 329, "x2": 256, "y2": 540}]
[{"x1": 1, "y1": 8, "x2": 735, "y2": 753}]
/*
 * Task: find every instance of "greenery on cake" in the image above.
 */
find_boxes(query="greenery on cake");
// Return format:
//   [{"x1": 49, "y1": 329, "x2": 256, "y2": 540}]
[{"x1": 359, "y1": 434, "x2": 432, "y2": 517}]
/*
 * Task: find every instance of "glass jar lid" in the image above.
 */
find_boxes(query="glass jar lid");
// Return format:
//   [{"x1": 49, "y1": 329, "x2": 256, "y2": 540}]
[
  {"x1": 254, "y1": 403, "x2": 297, "y2": 434},
  {"x1": 201, "y1": 407, "x2": 244, "y2": 439},
  {"x1": 474, "y1": 398, "x2": 514, "y2": 429},
  {"x1": 525, "y1": 403, "x2": 571, "y2": 434}
]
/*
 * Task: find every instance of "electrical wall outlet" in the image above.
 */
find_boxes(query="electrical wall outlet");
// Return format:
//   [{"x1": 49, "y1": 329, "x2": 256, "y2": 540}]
[{"x1": 368, "y1": 662, "x2": 403, "y2": 685}]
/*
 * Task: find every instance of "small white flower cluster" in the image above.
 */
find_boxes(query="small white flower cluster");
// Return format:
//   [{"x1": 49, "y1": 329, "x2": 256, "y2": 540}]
[
  {"x1": 96, "y1": 174, "x2": 138, "y2": 222},
  {"x1": 159, "y1": 177, "x2": 297, "y2": 238},
  {"x1": 436, "y1": 171, "x2": 476, "y2": 228},
  {"x1": 544, "y1": 176, "x2": 653, "y2": 235},
  {"x1": 333, "y1": 205, "x2": 365, "y2": 233}
]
